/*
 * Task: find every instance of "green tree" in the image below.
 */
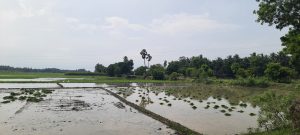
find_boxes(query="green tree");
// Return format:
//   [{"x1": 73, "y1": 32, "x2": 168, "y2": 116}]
[
  {"x1": 185, "y1": 68, "x2": 199, "y2": 78},
  {"x1": 281, "y1": 30, "x2": 300, "y2": 73},
  {"x1": 199, "y1": 64, "x2": 213, "y2": 78},
  {"x1": 169, "y1": 72, "x2": 181, "y2": 80},
  {"x1": 265, "y1": 63, "x2": 296, "y2": 83},
  {"x1": 163, "y1": 60, "x2": 168, "y2": 68},
  {"x1": 149, "y1": 64, "x2": 165, "y2": 80},
  {"x1": 140, "y1": 49, "x2": 148, "y2": 67},
  {"x1": 254, "y1": 0, "x2": 300, "y2": 74},
  {"x1": 254, "y1": 91, "x2": 294, "y2": 131},
  {"x1": 146, "y1": 54, "x2": 152, "y2": 68},
  {"x1": 94, "y1": 63, "x2": 107, "y2": 73},
  {"x1": 134, "y1": 66, "x2": 147, "y2": 76},
  {"x1": 231, "y1": 63, "x2": 248, "y2": 78}
]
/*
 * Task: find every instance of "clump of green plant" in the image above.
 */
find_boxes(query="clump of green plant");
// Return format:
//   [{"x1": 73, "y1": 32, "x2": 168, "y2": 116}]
[
  {"x1": 220, "y1": 110, "x2": 226, "y2": 113},
  {"x1": 249, "y1": 113, "x2": 256, "y2": 116},
  {"x1": 2, "y1": 89, "x2": 54, "y2": 103},
  {"x1": 230, "y1": 77, "x2": 269, "y2": 88},
  {"x1": 192, "y1": 106, "x2": 197, "y2": 109},
  {"x1": 254, "y1": 91, "x2": 293, "y2": 131},
  {"x1": 213, "y1": 105, "x2": 220, "y2": 109},
  {"x1": 221, "y1": 105, "x2": 229, "y2": 109},
  {"x1": 204, "y1": 105, "x2": 210, "y2": 109},
  {"x1": 27, "y1": 96, "x2": 43, "y2": 102},
  {"x1": 237, "y1": 110, "x2": 244, "y2": 113},
  {"x1": 239, "y1": 103, "x2": 248, "y2": 108},
  {"x1": 225, "y1": 113, "x2": 231, "y2": 116}
]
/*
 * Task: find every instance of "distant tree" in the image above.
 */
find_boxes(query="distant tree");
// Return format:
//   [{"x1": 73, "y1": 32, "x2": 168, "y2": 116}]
[
  {"x1": 185, "y1": 68, "x2": 198, "y2": 78},
  {"x1": 199, "y1": 64, "x2": 213, "y2": 78},
  {"x1": 149, "y1": 64, "x2": 165, "y2": 80},
  {"x1": 265, "y1": 63, "x2": 296, "y2": 83},
  {"x1": 94, "y1": 63, "x2": 107, "y2": 73},
  {"x1": 166, "y1": 61, "x2": 180, "y2": 75},
  {"x1": 146, "y1": 54, "x2": 152, "y2": 68},
  {"x1": 107, "y1": 64, "x2": 116, "y2": 77},
  {"x1": 163, "y1": 60, "x2": 168, "y2": 68},
  {"x1": 106, "y1": 56, "x2": 134, "y2": 77},
  {"x1": 231, "y1": 63, "x2": 248, "y2": 78},
  {"x1": 134, "y1": 66, "x2": 147, "y2": 76},
  {"x1": 169, "y1": 72, "x2": 181, "y2": 80},
  {"x1": 140, "y1": 49, "x2": 148, "y2": 67}
]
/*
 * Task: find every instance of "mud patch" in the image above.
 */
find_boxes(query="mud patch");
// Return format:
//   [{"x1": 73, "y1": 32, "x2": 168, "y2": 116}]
[
  {"x1": 114, "y1": 102, "x2": 125, "y2": 109},
  {"x1": 50, "y1": 99, "x2": 92, "y2": 111}
]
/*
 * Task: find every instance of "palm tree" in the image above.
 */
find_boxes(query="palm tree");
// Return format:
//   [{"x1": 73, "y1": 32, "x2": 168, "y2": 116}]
[
  {"x1": 140, "y1": 49, "x2": 147, "y2": 67},
  {"x1": 146, "y1": 54, "x2": 152, "y2": 68}
]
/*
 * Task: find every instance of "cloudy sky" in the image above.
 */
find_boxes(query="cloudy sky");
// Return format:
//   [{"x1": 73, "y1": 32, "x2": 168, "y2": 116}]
[{"x1": 0, "y1": 0, "x2": 286, "y2": 71}]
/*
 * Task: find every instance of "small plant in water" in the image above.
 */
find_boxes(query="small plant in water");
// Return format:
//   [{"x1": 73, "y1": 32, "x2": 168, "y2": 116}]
[
  {"x1": 192, "y1": 106, "x2": 197, "y2": 109},
  {"x1": 204, "y1": 105, "x2": 210, "y2": 109},
  {"x1": 167, "y1": 103, "x2": 172, "y2": 107},
  {"x1": 239, "y1": 103, "x2": 248, "y2": 108},
  {"x1": 220, "y1": 110, "x2": 226, "y2": 113},
  {"x1": 249, "y1": 113, "x2": 256, "y2": 116},
  {"x1": 160, "y1": 102, "x2": 164, "y2": 105},
  {"x1": 237, "y1": 110, "x2": 244, "y2": 113},
  {"x1": 225, "y1": 113, "x2": 231, "y2": 116},
  {"x1": 213, "y1": 105, "x2": 220, "y2": 109}
]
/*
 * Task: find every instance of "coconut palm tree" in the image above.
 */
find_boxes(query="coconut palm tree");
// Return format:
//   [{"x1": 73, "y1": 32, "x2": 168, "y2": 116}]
[
  {"x1": 146, "y1": 54, "x2": 152, "y2": 68},
  {"x1": 140, "y1": 49, "x2": 147, "y2": 67}
]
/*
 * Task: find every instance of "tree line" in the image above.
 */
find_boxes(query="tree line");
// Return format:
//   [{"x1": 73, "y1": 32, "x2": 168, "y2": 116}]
[
  {"x1": 0, "y1": 65, "x2": 88, "y2": 73},
  {"x1": 95, "y1": 50, "x2": 298, "y2": 83}
]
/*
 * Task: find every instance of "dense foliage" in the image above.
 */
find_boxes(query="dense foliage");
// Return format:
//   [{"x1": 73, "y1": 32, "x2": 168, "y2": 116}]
[
  {"x1": 164, "y1": 52, "x2": 297, "y2": 81},
  {"x1": 106, "y1": 56, "x2": 134, "y2": 77},
  {"x1": 254, "y1": 91, "x2": 294, "y2": 131},
  {"x1": 254, "y1": 0, "x2": 300, "y2": 73}
]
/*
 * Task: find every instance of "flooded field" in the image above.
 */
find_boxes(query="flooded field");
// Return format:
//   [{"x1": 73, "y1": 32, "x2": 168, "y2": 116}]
[
  {"x1": 0, "y1": 78, "x2": 82, "y2": 82},
  {"x1": 0, "y1": 83, "x2": 263, "y2": 135},
  {"x1": 0, "y1": 88, "x2": 175, "y2": 135},
  {"x1": 111, "y1": 84, "x2": 262, "y2": 135}
]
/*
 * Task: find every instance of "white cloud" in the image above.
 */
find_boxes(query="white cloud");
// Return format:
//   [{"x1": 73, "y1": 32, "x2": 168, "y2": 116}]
[
  {"x1": 150, "y1": 13, "x2": 238, "y2": 35},
  {"x1": 100, "y1": 13, "x2": 238, "y2": 36},
  {"x1": 102, "y1": 16, "x2": 147, "y2": 31}
]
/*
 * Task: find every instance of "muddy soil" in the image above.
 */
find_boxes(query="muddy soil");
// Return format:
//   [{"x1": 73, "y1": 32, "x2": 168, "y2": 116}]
[{"x1": 0, "y1": 88, "x2": 175, "y2": 135}]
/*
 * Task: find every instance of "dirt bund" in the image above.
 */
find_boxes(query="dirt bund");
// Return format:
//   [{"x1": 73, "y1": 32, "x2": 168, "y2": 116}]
[{"x1": 102, "y1": 88, "x2": 202, "y2": 135}]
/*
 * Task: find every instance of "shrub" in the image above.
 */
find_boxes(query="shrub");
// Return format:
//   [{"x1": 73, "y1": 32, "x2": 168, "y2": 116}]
[
  {"x1": 169, "y1": 72, "x2": 181, "y2": 80},
  {"x1": 230, "y1": 77, "x2": 269, "y2": 88},
  {"x1": 149, "y1": 64, "x2": 165, "y2": 80},
  {"x1": 264, "y1": 63, "x2": 296, "y2": 83},
  {"x1": 254, "y1": 91, "x2": 294, "y2": 131}
]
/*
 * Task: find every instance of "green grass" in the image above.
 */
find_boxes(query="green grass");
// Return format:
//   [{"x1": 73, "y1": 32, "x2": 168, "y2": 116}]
[
  {"x1": 0, "y1": 72, "x2": 70, "y2": 79},
  {"x1": 246, "y1": 128, "x2": 294, "y2": 135}
]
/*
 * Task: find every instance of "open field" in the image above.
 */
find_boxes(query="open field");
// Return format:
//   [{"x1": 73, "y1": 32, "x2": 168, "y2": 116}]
[{"x1": 0, "y1": 72, "x2": 299, "y2": 135}]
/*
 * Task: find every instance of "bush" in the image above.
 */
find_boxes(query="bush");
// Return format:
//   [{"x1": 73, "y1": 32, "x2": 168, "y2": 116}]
[
  {"x1": 134, "y1": 66, "x2": 147, "y2": 76},
  {"x1": 169, "y1": 72, "x2": 181, "y2": 80},
  {"x1": 230, "y1": 77, "x2": 269, "y2": 88},
  {"x1": 264, "y1": 63, "x2": 296, "y2": 83},
  {"x1": 254, "y1": 91, "x2": 294, "y2": 131},
  {"x1": 149, "y1": 64, "x2": 165, "y2": 80}
]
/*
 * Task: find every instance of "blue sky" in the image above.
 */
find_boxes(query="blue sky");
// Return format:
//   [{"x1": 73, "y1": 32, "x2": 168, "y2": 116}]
[{"x1": 0, "y1": 0, "x2": 285, "y2": 71}]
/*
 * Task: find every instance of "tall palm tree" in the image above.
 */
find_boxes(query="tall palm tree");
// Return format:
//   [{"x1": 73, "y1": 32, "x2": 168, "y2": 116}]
[
  {"x1": 146, "y1": 54, "x2": 152, "y2": 68},
  {"x1": 140, "y1": 49, "x2": 147, "y2": 67}
]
